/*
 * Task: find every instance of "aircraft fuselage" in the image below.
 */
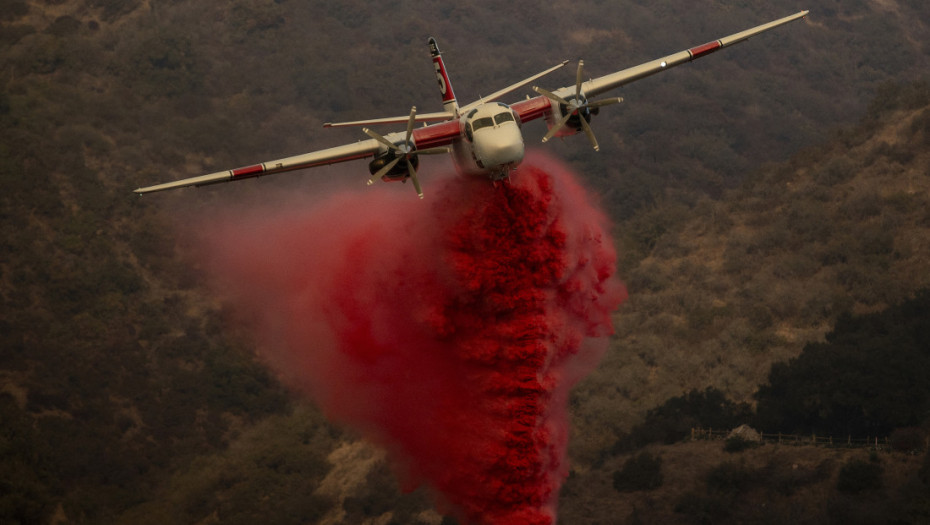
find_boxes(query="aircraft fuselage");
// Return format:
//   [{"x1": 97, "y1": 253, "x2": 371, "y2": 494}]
[{"x1": 452, "y1": 102, "x2": 525, "y2": 180}]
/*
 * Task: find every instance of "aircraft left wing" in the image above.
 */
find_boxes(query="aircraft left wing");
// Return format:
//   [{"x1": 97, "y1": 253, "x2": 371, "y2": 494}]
[
  {"x1": 581, "y1": 10, "x2": 809, "y2": 99},
  {"x1": 134, "y1": 139, "x2": 383, "y2": 194}
]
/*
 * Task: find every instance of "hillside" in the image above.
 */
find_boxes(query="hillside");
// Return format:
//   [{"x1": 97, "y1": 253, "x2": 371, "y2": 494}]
[
  {"x1": 569, "y1": 83, "x2": 930, "y2": 460},
  {"x1": 2, "y1": 1, "x2": 930, "y2": 523},
  {"x1": 561, "y1": 439, "x2": 929, "y2": 524}
]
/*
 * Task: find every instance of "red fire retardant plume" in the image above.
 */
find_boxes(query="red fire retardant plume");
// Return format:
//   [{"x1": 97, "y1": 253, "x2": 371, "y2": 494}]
[{"x1": 199, "y1": 151, "x2": 627, "y2": 524}]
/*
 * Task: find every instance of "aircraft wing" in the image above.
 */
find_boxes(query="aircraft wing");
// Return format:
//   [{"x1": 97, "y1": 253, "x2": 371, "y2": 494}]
[
  {"x1": 512, "y1": 10, "x2": 808, "y2": 147},
  {"x1": 134, "y1": 139, "x2": 385, "y2": 194},
  {"x1": 581, "y1": 10, "x2": 809, "y2": 99}
]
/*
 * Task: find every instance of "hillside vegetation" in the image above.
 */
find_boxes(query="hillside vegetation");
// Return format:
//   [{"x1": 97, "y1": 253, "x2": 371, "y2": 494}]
[
  {"x1": 561, "y1": 439, "x2": 929, "y2": 524},
  {"x1": 571, "y1": 82, "x2": 930, "y2": 459},
  {"x1": 2, "y1": 1, "x2": 930, "y2": 523}
]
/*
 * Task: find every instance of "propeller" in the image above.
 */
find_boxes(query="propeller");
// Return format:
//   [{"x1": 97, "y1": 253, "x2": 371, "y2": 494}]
[
  {"x1": 362, "y1": 106, "x2": 449, "y2": 199},
  {"x1": 533, "y1": 60, "x2": 623, "y2": 151}
]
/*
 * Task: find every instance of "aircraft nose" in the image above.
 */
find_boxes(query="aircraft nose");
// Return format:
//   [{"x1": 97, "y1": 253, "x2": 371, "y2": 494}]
[
  {"x1": 478, "y1": 127, "x2": 525, "y2": 168},
  {"x1": 491, "y1": 138, "x2": 524, "y2": 164}
]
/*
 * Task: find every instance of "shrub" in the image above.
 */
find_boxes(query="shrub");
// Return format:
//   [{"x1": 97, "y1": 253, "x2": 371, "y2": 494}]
[
  {"x1": 724, "y1": 436, "x2": 760, "y2": 453},
  {"x1": 920, "y1": 450, "x2": 930, "y2": 485},
  {"x1": 836, "y1": 458, "x2": 883, "y2": 494},
  {"x1": 0, "y1": 0, "x2": 28, "y2": 21},
  {"x1": 613, "y1": 453, "x2": 663, "y2": 492},
  {"x1": 706, "y1": 461, "x2": 758, "y2": 495},
  {"x1": 673, "y1": 491, "x2": 731, "y2": 524},
  {"x1": 889, "y1": 427, "x2": 927, "y2": 453}
]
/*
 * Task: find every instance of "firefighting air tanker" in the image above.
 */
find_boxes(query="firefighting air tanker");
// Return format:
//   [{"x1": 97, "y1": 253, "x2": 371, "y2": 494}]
[{"x1": 135, "y1": 11, "x2": 809, "y2": 199}]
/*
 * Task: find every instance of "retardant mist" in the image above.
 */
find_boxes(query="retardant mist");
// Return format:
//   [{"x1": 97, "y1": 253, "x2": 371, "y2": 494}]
[{"x1": 198, "y1": 151, "x2": 627, "y2": 524}]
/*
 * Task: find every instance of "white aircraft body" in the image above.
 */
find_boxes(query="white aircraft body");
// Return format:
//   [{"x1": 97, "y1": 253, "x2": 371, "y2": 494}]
[{"x1": 135, "y1": 11, "x2": 809, "y2": 199}]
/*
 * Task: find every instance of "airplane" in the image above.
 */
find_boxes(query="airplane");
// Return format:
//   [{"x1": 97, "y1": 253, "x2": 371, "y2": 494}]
[{"x1": 134, "y1": 10, "x2": 809, "y2": 199}]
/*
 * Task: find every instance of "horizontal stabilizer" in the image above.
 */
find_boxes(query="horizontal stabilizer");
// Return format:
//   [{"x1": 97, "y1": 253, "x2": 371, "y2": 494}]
[
  {"x1": 324, "y1": 112, "x2": 454, "y2": 128},
  {"x1": 459, "y1": 60, "x2": 569, "y2": 113}
]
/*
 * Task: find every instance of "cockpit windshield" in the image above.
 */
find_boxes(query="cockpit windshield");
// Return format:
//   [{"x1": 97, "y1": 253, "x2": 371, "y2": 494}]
[
  {"x1": 471, "y1": 111, "x2": 515, "y2": 133},
  {"x1": 494, "y1": 112, "x2": 514, "y2": 125},
  {"x1": 471, "y1": 116, "x2": 494, "y2": 132}
]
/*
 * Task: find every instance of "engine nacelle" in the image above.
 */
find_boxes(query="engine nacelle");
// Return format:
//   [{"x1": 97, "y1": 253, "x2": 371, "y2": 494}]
[
  {"x1": 551, "y1": 93, "x2": 598, "y2": 136},
  {"x1": 368, "y1": 149, "x2": 419, "y2": 182}
]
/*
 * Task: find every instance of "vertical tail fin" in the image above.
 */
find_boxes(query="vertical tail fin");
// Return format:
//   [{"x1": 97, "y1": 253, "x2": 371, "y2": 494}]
[{"x1": 429, "y1": 37, "x2": 458, "y2": 115}]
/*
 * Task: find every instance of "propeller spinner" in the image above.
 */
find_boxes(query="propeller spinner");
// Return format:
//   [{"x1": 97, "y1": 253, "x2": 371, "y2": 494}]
[{"x1": 534, "y1": 61, "x2": 623, "y2": 151}]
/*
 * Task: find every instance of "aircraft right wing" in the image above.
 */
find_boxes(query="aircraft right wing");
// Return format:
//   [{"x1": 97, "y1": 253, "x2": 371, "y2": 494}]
[
  {"x1": 134, "y1": 110, "x2": 464, "y2": 196},
  {"x1": 134, "y1": 139, "x2": 383, "y2": 194}
]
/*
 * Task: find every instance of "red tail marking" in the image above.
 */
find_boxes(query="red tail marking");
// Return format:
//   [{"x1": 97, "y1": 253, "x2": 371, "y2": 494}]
[{"x1": 429, "y1": 37, "x2": 457, "y2": 106}]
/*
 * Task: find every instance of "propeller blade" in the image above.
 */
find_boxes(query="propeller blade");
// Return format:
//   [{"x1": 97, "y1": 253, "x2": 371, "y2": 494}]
[
  {"x1": 541, "y1": 112, "x2": 573, "y2": 143},
  {"x1": 363, "y1": 127, "x2": 399, "y2": 151},
  {"x1": 579, "y1": 113, "x2": 600, "y2": 151},
  {"x1": 575, "y1": 60, "x2": 584, "y2": 98},
  {"x1": 588, "y1": 96, "x2": 624, "y2": 108},
  {"x1": 416, "y1": 146, "x2": 451, "y2": 155},
  {"x1": 533, "y1": 86, "x2": 570, "y2": 106},
  {"x1": 368, "y1": 156, "x2": 401, "y2": 186},
  {"x1": 408, "y1": 161, "x2": 423, "y2": 199},
  {"x1": 405, "y1": 106, "x2": 417, "y2": 146}
]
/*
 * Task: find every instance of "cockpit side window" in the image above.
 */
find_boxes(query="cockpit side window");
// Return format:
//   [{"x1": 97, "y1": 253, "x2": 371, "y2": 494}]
[{"x1": 494, "y1": 112, "x2": 514, "y2": 125}]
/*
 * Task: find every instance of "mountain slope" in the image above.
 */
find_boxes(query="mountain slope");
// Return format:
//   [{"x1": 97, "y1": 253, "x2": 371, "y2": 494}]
[
  {"x1": 570, "y1": 80, "x2": 930, "y2": 460},
  {"x1": 3, "y1": 1, "x2": 930, "y2": 523}
]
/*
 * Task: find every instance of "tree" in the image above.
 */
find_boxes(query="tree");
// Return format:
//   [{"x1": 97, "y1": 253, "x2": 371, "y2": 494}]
[
  {"x1": 755, "y1": 290, "x2": 930, "y2": 436},
  {"x1": 617, "y1": 388, "x2": 753, "y2": 451}
]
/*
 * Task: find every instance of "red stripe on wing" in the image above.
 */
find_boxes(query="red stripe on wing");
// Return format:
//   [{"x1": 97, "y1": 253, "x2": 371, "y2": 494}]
[
  {"x1": 231, "y1": 164, "x2": 266, "y2": 179},
  {"x1": 688, "y1": 40, "x2": 722, "y2": 60}
]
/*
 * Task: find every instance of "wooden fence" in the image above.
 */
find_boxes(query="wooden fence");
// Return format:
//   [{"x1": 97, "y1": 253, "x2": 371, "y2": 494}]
[{"x1": 690, "y1": 427, "x2": 929, "y2": 452}]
